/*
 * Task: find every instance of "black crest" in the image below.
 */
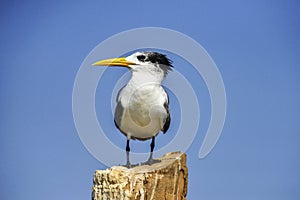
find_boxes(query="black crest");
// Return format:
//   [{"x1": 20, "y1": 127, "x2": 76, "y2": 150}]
[{"x1": 146, "y1": 52, "x2": 173, "y2": 67}]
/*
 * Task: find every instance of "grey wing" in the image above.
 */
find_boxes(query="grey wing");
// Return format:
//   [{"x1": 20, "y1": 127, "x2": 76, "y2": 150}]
[
  {"x1": 161, "y1": 101, "x2": 171, "y2": 134},
  {"x1": 114, "y1": 101, "x2": 124, "y2": 130},
  {"x1": 114, "y1": 86, "x2": 126, "y2": 130}
]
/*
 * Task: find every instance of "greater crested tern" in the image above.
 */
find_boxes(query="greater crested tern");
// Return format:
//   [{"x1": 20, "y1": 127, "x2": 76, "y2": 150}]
[{"x1": 93, "y1": 51, "x2": 172, "y2": 167}]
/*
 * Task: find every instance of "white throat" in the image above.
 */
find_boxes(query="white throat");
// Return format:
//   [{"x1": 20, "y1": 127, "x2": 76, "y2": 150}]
[{"x1": 128, "y1": 66, "x2": 165, "y2": 88}]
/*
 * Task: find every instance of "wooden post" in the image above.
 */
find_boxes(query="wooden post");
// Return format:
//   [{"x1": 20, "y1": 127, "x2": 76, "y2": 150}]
[{"x1": 92, "y1": 152, "x2": 188, "y2": 200}]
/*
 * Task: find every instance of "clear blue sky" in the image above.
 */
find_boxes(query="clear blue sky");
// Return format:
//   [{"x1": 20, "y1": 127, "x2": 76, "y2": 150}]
[{"x1": 1, "y1": 0, "x2": 300, "y2": 199}]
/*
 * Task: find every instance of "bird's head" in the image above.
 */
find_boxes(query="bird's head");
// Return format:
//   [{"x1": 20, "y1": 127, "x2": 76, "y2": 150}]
[{"x1": 93, "y1": 51, "x2": 173, "y2": 77}]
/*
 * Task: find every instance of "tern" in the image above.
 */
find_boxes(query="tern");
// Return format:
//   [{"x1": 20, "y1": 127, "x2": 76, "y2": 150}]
[{"x1": 93, "y1": 51, "x2": 172, "y2": 167}]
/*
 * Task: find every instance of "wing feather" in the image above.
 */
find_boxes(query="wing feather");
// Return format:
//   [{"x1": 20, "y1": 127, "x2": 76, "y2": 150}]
[{"x1": 161, "y1": 101, "x2": 171, "y2": 134}]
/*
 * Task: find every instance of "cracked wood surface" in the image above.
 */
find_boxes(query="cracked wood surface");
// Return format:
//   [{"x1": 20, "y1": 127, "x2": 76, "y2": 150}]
[{"x1": 92, "y1": 152, "x2": 188, "y2": 200}]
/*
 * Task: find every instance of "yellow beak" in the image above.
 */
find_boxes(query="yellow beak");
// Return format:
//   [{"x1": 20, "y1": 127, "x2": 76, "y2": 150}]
[{"x1": 92, "y1": 57, "x2": 136, "y2": 67}]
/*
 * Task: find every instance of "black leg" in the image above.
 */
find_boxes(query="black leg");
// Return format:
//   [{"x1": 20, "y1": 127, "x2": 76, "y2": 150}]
[
  {"x1": 150, "y1": 136, "x2": 155, "y2": 153},
  {"x1": 126, "y1": 139, "x2": 130, "y2": 152},
  {"x1": 126, "y1": 139, "x2": 131, "y2": 167},
  {"x1": 142, "y1": 136, "x2": 160, "y2": 165},
  {"x1": 148, "y1": 136, "x2": 155, "y2": 161}
]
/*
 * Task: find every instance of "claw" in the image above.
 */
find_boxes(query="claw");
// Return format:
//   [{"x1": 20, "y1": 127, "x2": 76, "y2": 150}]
[
  {"x1": 124, "y1": 161, "x2": 132, "y2": 168},
  {"x1": 141, "y1": 158, "x2": 161, "y2": 166}
]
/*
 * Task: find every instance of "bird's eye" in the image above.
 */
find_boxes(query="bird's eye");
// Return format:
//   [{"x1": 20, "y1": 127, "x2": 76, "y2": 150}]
[{"x1": 137, "y1": 55, "x2": 146, "y2": 62}]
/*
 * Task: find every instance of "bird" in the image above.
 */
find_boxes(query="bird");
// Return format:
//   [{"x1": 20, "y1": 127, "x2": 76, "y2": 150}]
[{"x1": 92, "y1": 51, "x2": 172, "y2": 167}]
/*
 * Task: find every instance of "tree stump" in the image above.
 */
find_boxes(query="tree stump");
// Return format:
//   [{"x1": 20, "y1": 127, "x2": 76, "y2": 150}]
[{"x1": 92, "y1": 151, "x2": 188, "y2": 200}]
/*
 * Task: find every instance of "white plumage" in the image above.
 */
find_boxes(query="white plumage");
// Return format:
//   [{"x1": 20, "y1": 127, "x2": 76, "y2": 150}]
[
  {"x1": 118, "y1": 81, "x2": 168, "y2": 139},
  {"x1": 93, "y1": 51, "x2": 172, "y2": 167}
]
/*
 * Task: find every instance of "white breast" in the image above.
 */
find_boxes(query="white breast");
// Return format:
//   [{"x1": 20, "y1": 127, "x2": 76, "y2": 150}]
[{"x1": 118, "y1": 83, "x2": 168, "y2": 139}]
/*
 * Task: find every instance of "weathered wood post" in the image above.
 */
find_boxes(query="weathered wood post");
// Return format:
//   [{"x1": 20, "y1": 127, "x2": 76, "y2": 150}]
[{"x1": 92, "y1": 151, "x2": 188, "y2": 200}]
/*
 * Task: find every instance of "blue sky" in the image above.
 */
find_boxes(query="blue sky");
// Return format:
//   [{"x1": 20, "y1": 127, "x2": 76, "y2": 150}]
[{"x1": 1, "y1": 0, "x2": 300, "y2": 199}]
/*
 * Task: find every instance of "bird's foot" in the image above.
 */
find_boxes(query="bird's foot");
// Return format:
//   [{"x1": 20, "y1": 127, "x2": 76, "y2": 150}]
[
  {"x1": 121, "y1": 162, "x2": 138, "y2": 168},
  {"x1": 123, "y1": 161, "x2": 132, "y2": 168},
  {"x1": 141, "y1": 158, "x2": 161, "y2": 166}
]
